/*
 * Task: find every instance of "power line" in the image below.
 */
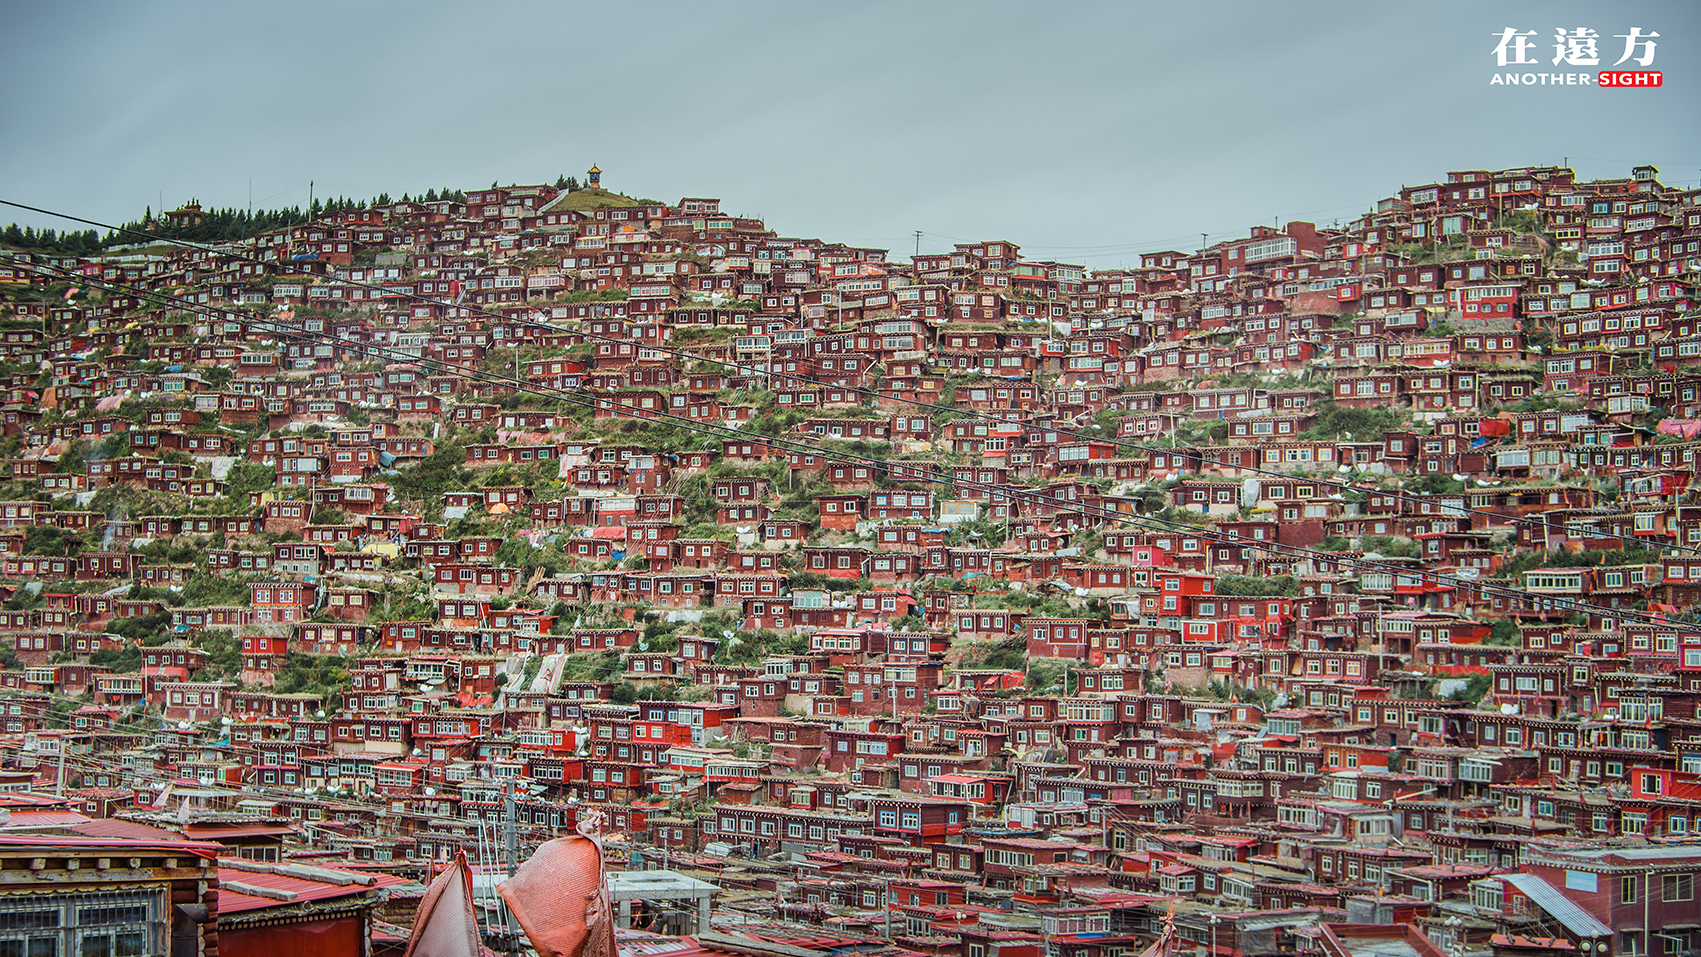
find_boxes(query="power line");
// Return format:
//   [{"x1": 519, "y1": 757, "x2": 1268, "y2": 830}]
[
  {"x1": 22, "y1": 258, "x2": 1695, "y2": 638},
  {"x1": 3, "y1": 198, "x2": 1687, "y2": 560}
]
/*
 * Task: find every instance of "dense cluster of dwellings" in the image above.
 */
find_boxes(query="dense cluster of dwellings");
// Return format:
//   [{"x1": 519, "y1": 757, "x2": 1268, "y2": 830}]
[{"x1": 0, "y1": 162, "x2": 1698, "y2": 957}]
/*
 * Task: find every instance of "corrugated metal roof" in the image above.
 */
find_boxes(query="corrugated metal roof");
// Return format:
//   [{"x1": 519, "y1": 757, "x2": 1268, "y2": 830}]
[
  {"x1": 0, "y1": 809, "x2": 94, "y2": 827},
  {"x1": 0, "y1": 793, "x2": 82, "y2": 807},
  {"x1": 1501, "y1": 873, "x2": 1612, "y2": 939},
  {"x1": 217, "y1": 863, "x2": 406, "y2": 914},
  {"x1": 71, "y1": 819, "x2": 183, "y2": 841},
  {"x1": 0, "y1": 834, "x2": 220, "y2": 858}
]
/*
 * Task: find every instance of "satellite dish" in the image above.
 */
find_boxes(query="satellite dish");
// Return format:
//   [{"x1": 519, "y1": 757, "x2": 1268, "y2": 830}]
[
  {"x1": 315, "y1": 710, "x2": 326, "y2": 718},
  {"x1": 1452, "y1": 474, "x2": 1468, "y2": 482},
  {"x1": 177, "y1": 720, "x2": 191, "y2": 730},
  {"x1": 220, "y1": 717, "x2": 232, "y2": 726},
  {"x1": 722, "y1": 630, "x2": 736, "y2": 639},
  {"x1": 1500, "y1": 702, "x2": 1518, "y2": 715},
  {"x1": 423, "y1": 787, "x2": 436, "y2": 796},
  {"x1": 1337, "y1": 465, "x2": 1352, "y2": 474}
]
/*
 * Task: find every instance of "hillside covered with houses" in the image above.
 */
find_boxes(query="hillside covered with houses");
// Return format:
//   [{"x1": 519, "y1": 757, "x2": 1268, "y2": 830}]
[{"x1": 0, "y1": 161, "x2": 1699, "y2": 957}]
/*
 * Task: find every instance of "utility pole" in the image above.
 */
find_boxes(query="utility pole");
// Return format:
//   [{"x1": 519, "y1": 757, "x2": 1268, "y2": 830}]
[
  {"x1": 504, "y1": 783, "x2": 518, "y2": 878},
  {"x1": 503, "y1": 782, "x2": 521, "y2": 951},
  {"x1": 55, "y1": 738, "x2": 65, "y2": 797},
  {"x1": 914, "y1": 231, "x2": 922, "y2": 259}
]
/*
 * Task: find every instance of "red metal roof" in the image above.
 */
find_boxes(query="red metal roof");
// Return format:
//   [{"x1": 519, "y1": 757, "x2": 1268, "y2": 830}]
[
  {"x1": 217, "y1": 864, "x2": 407, "y2": 914},
  {"x1": 0, "y1": 793, "x2": 82, "y2": 807},
  {"x1": 0, "y1": 834, "x2": 220, "y2": 858},
  {"x1": 0, "y1": 808, "x2": 94, "y2": 827},
  {"x1": 71, "y1": 820, "x2": 184, "y2": 842}
]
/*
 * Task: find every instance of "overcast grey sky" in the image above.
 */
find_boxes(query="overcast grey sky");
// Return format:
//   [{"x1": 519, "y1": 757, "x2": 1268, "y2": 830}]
[{"x1": 3, "y1": 1, "x2": 1697, "y2": 268}]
